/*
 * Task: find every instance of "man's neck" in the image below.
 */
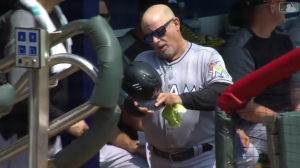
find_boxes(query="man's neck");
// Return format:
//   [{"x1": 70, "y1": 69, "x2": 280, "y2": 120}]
[
  {"x1": 250, "y1": 17, "x2": 277, "y2": 38},
  {"x1": 170, "y1": 39, "x2": 189, "y2": 61}
]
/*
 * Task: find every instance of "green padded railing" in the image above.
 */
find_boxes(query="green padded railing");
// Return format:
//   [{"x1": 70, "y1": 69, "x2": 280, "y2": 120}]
[
  {"x1": 276, "y1": 111, "x2": 300, "y2": 168},
  {"x1": 215, "y1": 107, "x2": 239, "y2": 168}
]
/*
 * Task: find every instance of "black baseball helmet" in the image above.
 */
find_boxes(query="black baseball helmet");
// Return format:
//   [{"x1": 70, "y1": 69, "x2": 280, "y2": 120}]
[{"x1": 122, "y1": 61, "x2": 165, "y2": 111}]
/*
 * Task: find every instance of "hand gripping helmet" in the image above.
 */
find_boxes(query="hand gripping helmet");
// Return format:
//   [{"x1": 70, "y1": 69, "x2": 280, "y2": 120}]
[{"x1": 122, "y1": 61, "x2": 165, "y2": 111}]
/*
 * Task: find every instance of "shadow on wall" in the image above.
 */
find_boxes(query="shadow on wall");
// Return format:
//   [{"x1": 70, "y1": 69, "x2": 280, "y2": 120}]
[{"x1": 105, "y1": 0, "x2": 239, "y2": 30}]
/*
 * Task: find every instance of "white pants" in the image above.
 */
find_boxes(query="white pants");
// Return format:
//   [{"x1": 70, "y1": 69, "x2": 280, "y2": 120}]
[
  {"x1": 149, "y1": 143, "x2": 258, "y2": 168},
  {"x1": 0, "y1": 134, "x2": 62, "y2": 168},
  {"x1": 99, "y1": 144, "x2": 149, "y2": 168},
  {"x1": 239, "y1": 122, "x2": 269, "y2": 156}
]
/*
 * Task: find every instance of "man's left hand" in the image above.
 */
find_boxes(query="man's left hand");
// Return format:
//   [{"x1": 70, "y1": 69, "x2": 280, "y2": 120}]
[
  {"x1": 155, "y1": 93, "x2": 183, "y2": 108},
  {"x1": 237, "y1": 129, "x2": 250, "y2": 150}
]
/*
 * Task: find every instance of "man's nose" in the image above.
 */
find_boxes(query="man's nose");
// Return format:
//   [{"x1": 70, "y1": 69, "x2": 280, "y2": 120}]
[{"x1": 152, "y1": 36, "x2": 160, "y2": 44}]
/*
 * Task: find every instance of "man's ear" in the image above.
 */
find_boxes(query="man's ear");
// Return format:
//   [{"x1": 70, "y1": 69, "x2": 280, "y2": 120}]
[{"x1": 173, "y1": 17, "x2": 180, "y2": 31}]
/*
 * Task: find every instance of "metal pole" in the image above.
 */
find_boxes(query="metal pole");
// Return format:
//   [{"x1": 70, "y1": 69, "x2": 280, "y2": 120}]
[
  {"x1": 0, "y1": 102, "x2": 99, "y2": 164},
  {"x1": 28, "y1": 29, "x2": 50, "y2": 168}
]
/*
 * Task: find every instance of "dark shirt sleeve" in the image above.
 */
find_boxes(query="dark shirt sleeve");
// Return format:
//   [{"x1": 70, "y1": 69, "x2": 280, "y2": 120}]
[
  {"x1": 49, "y1": 104, "x2": 65, "y2": 120},
  {"x1": 179, "y1": 82, "x2": 230, "y2": 111},
  {"x1": 221, "y1": 46, "x2": 255, "y2": 82}
]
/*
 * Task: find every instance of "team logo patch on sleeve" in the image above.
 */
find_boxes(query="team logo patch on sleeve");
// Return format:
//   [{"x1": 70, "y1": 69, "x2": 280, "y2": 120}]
[
  {"x1": 209, "y1": 61, "x2": 229, "y2": 78},
  {"x1": 293, "y1": 41, "x2": 300, "y2": 48}
]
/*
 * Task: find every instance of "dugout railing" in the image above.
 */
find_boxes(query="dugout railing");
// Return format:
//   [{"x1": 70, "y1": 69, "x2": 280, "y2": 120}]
[
  {"x1": 0, "y1": 15, "x2": 123, "y2": 168},
  {"x1": 262, "y1": 111, "x2": 300, "y2": 168},
  {"x1": 215, "y1": 108, "x2": 271, "y2": 168},
  {"x1": 215, "y1": 108, "x2": 300, "y2": 168}
]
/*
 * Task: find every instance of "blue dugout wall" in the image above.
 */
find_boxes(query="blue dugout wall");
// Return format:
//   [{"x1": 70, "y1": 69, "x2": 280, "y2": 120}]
[{"x1": 58, "y1": 0, "x2": 298, "y2": 167}]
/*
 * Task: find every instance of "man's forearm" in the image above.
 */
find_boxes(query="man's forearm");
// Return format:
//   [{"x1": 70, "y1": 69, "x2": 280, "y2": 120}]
[
  {"x1": 108, "y1": 127, "x2": 146, "y2": 158},
  {"x1": 238, "y1": 101, "x2": 276, "y2": 123},
  {"x1": 179, "y1": 82, "x2": 230, "y2": 111},
  {"x1": 120, "y1": 105, "x2": 144, "y2": 131},
  {"x1": 108, "y1": 127, "x2": 137, "y2": 152},
  {"x1": 290, "y1": 88, "x2": 300, "y2": 110}
]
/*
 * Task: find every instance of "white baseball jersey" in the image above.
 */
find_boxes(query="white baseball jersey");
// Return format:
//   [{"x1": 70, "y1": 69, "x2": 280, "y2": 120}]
[{"x1": 120, "y1": 42, "x2": 232, "y2": 153}]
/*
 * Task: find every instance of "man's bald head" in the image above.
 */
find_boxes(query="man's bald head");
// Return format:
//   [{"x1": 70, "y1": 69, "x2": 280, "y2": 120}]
[
  {"x1": 141, "y1": 5, "x2": 175, "y2": 30},
  {"x1": 140, "y1": 4, "x2": 185, "y2": 61}
]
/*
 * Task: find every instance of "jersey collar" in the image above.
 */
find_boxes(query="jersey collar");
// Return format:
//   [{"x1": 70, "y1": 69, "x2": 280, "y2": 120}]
[{"x1": 162, "y1": 42, "x2": 192, "y2": 66}]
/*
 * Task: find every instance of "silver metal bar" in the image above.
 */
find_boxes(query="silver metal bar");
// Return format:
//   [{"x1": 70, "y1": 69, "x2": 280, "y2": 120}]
[
  {"x1": 50, "y1": 20, "x2": 87, "y2": 47},
  {"x1": 49, "y1": 66, "x2": 79, "y2": 83},
  {"x1": 28, "y1": 29, "x2": 50, "y2": 168},
  {"x1": 14, "y1": 54, "x2": 98, "y2": 104},
  {"x1": 0, "y1": 102, "x2": 99, "y2": 164},
  {"x1": 49, "y1": 103, "x2": 99, "y2": 137},
  {"x1": 13, "y1": 54, "x2": 98, "y2": 98},
  {"x1": 0, "y1": 55, "x2": 14, "y2": 73},
  {"x1": 49, "y1": 54, "x2": 98, "y2": 80},
  {"x1": 14, "y1": 70, "x2": 29, "y2": 96},
  {"x1": 14, "y1": 66, "x2": 79, "y2": 97}
]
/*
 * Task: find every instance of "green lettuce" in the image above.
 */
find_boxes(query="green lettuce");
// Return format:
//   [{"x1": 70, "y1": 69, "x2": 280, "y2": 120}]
[{"x1": 162, "y1": 104, "x2": 187, "y2": 127}]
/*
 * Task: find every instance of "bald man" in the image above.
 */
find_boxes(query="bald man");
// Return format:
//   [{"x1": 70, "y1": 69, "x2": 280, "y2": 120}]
[{"x1": 118, "y1": 5, "x2": 259, "y2": 168}]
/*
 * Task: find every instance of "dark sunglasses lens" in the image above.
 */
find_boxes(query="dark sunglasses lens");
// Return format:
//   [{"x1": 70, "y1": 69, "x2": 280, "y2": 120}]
[
  {"x1": 153, "y1": 27, "x2": 166, "y2": 38},
  {"x1": 143, "y1": 34, "x2": 153, "y2": 43}
]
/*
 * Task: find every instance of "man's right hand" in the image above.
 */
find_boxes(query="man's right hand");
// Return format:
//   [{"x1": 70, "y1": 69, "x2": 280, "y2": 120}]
[
  {"x1": 133, "y1": 101, "x2": 154, "y2": 115},
  {"x1": 66, "y1": 120, "x2": 89, "y2": 137}
]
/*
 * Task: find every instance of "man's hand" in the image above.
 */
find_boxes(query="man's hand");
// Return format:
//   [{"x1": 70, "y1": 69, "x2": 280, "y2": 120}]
[
  {"x1": 133, "y1": 101, "x2": 155, "y2": 115},
  {"x1": 237, "y1": 129, "x2": 250, "y2": 150},
  {"x1": 66, "y1": 120, "x2": 89, "y2": 137},
  {"x1": 133, "y1": 93, "x2": 183, "y2": 115},
  {"x1": 155, "y1": 93, "x2": 182, "y2": 109}
]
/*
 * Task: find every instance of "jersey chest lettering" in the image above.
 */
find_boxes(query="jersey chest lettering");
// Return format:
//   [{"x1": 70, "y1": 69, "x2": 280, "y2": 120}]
[{"x1": 169, "y1": 84, "x2": 201, "y2": 95}]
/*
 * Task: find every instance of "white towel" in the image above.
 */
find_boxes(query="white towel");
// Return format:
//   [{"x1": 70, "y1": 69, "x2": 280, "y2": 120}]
[{"x1": 20, "y1": 0, "x2": 72, "y2": 73}]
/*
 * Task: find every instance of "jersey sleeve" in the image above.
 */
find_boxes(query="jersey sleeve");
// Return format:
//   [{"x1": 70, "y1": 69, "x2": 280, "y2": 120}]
[
  {"x1": 5, "y1": 10, "x2": 36, "y2": 85},
  {"x1": 204, "y1": 49, "x2": 233, "y2": 86},
  {"x1": 221, "y1": 46, "x2": 255, "y2": 82}
]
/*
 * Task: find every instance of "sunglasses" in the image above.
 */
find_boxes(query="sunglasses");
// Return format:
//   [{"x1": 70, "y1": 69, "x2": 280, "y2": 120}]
[
  {"x1": 143, "y1": 19, "x2": 173, "y2": 43},
  {"x1": 99, "y1": 13, "x2": 111, "y2": 19}
]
